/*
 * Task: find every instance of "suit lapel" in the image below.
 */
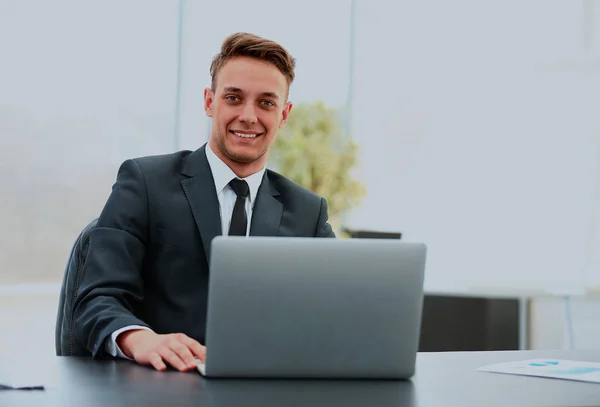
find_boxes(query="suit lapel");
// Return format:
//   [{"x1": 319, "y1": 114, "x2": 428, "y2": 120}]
[
  {"x1": 250, "y1": 172, "x2": 283, "y2": 236},
  {"x1": 180, "y1": 145, "x2": 222, "y2": 263}
]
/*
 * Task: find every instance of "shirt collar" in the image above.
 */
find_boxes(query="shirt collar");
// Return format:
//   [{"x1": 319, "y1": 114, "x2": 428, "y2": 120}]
[{"x1": 205, "y1": 143, "x2": 265, "y2": 205}]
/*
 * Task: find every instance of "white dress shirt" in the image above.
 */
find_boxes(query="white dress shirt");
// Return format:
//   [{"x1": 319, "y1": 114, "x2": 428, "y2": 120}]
[{"x1": 105, "y1": 144, "x2": 265, "y2": 358}]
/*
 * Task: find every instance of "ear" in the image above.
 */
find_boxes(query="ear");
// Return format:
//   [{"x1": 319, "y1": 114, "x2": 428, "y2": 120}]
[
  {"x1": 204, "y1": 88, "x2": 214, "y2": 117},
  {"x1": 278, "y1": 101, "x2": 293, "y2": 129}
]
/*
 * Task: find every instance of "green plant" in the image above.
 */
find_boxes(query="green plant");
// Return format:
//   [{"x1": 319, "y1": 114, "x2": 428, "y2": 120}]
[{"x1": 269, "y1": 101, "x2": 366, "y2": 231}]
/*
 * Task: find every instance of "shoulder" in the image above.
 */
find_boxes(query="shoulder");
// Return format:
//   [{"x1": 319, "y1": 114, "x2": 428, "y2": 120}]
[
  {"x1": 111, "y1": 150, "x2": 197, "y2": 186},
  {"x1": 128, "y1": 150, "x2": 193, "y2": 175},
  {"x1": 266, "y1": 169, "x2": 324, "y2": 207}
]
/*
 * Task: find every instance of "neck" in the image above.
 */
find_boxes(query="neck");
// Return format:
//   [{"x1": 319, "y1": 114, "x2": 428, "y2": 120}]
[{"x1": 208, "y1": 139, "x2": 265, "y2": 178}]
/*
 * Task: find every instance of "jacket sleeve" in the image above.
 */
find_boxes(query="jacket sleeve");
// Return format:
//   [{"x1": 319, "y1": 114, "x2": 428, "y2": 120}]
[
  {"x1": 316, "y1": 197, "x2": 336, "y2": 238},
  {"x1": 73, "y1": 159, "x2": 152, "y2": 357}
]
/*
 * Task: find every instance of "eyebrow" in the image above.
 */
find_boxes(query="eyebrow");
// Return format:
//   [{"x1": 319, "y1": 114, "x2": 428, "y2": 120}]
[{"x1": 223, "y1": 86, "x2": 279, "y2": 99}]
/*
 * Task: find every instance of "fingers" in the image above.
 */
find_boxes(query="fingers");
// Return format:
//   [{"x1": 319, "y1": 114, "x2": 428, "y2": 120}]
[
  {"x1": 158, "y1": 347, "x2": 188, "y2": 372},
  {"x1": 190, "y1": 342, "x2": 207, "y2": 363},
  {"x1": 132, "y1": 333, "x2": 205, "y2": 372},
  {"x1": 171, "y1": 342, "x2": 198, "y2": 369},
  {"x1": 148, "y1": 352, "x2": 166, "y2": 371},
  {"x1": 179, "y1": 334, "x2": 207, "y2": 362}
]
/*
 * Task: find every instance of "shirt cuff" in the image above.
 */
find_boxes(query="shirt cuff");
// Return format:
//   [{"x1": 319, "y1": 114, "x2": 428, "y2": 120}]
[{"x1": 105, "y1": 325, "x2": 152, "y2": 359}]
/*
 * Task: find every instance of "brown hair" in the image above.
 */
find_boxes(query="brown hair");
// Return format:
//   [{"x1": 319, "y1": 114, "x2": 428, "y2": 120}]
[{"x1": 210, "y1": 32, "x2": 296, "y2": 91}]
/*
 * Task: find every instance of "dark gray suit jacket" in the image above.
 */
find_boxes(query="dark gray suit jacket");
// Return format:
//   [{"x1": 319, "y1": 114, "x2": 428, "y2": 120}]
[{"x1": 73, "y1": 144, "x2": 335, "y2": 357}]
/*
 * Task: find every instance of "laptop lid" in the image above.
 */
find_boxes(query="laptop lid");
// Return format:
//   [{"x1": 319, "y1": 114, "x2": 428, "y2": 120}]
[{"x1": 203, "y1": 237, "x2": 427, "y2": 379}]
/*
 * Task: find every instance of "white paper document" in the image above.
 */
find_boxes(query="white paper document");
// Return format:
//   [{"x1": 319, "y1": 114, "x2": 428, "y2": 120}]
[{"x1": 477, "y1": 359, "x2": 600, "y2": 384}]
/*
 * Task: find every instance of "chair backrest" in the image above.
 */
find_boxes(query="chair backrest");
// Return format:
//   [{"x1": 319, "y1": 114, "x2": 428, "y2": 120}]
[{"x1": 55, "y1": 218, "x2": 98, "y2": 356}]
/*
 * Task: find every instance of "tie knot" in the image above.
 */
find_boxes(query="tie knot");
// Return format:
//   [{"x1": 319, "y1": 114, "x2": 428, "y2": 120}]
[{"x1": 229, "y1": 178, "x2": 249, "y2": 198}]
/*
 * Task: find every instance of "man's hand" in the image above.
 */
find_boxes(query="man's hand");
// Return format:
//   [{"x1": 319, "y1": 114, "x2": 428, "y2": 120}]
[{"x1": 117, "y1": 330, "x2": 206, "y2": 372}]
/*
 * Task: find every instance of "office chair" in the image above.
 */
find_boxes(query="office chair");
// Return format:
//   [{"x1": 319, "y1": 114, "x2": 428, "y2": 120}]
[{"x1": 55, "y1": 218, "x2": 98, "y2": 356}]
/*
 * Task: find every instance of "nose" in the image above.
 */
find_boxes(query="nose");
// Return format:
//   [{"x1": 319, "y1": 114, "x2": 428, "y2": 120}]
[{"x1": 239, "y1": 102, "x2": 258, "y2": 124}]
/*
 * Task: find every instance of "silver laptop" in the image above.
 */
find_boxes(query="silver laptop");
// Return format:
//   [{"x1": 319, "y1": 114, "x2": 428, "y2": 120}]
[{"x1": 196, "y1": 236, "x2": 427, "y2": 379}]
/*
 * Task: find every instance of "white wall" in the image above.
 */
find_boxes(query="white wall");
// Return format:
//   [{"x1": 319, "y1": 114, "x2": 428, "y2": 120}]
[
  {"x1": 346, "y1": 1, "x2": 600, "y2": 349},
  {"x1": 348, "y1": 1, "x2": 600, "y2": 294},
  {"x1": 530, "y1": 297, "x2": 600, "y2": 350},
  {"x1": 0, "y1": 294, "x2": 58, "y2": 361}
]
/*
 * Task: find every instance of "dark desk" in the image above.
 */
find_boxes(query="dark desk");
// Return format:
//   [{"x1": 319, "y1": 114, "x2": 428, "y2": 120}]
[{"x1": 2, "y1": 350, "x2": 600, "y2": 406}]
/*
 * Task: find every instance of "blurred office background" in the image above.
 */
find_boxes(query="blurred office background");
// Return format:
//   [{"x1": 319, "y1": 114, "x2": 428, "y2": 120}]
[{"x1": 1, "y1": 0, "x2": 599, "y2": 358}]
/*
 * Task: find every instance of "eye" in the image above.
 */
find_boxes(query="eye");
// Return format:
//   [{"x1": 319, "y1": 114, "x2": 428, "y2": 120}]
[
  {"x1": 225, "y1": 95, "x2": 240, "y2": 102},
  {"x1": 261, "y1": 100, "x2": 275, "y2": 107}
]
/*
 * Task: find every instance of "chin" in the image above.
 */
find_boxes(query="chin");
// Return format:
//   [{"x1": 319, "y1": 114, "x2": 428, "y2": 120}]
[{"x1": 224, "y1": 143, "x2": 263, "y2": 164}]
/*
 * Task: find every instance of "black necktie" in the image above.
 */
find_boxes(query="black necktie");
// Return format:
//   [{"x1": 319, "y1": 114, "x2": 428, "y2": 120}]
[{"x1": 228, "y1": 178, "x2": 249, "y2": 236}]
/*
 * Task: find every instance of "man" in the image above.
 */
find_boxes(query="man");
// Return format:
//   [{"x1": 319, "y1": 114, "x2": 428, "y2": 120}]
[{"x1": 73, "y1": 32, "x2": 335, "y2": 373}]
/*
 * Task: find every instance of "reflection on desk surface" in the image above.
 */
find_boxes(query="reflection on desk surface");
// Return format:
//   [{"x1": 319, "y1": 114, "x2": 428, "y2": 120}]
[
  {"x1": 1, "y1": 353, "x2": 600, "y2": 407},
  {"x1": 198, "y1": 379, "x2": 415, "y2": 407}
]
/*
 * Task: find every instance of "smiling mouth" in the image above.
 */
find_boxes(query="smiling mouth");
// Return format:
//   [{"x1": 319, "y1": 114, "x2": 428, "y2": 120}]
[{"x1": 230, "y1": 130, "x2": 263, "y2": 139}]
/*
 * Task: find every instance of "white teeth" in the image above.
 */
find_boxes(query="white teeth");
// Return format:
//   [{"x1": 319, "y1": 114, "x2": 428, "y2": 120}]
[{"x1": 234, "y1": 132, "x2": 257, "y2": 138}]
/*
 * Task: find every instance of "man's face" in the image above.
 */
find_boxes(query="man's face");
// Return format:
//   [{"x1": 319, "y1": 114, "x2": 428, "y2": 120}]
[{"x1": 204, "y1": 56, "x2": 292, "y2": 174}]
